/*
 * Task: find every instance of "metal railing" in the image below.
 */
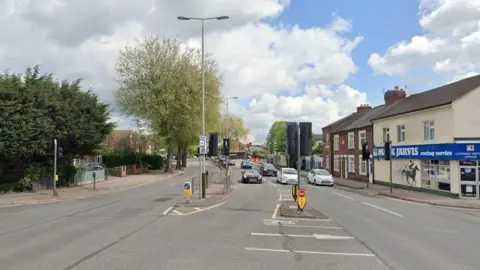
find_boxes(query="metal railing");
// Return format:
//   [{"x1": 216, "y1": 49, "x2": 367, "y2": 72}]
[{"x1": 190, "y1": 171, "x2": 232, "y2": 199}]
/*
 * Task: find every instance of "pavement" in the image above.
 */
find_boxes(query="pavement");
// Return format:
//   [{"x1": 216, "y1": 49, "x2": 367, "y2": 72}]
[
  {"x1": 0, "y1": 169, "x2": 186, "y2": 208},
  {"x1": 300, "y1": 170, "x2": 480, "y2": 209},
  {"x1": 1, "y1": 160, "x2": 480, "y2": 269}
]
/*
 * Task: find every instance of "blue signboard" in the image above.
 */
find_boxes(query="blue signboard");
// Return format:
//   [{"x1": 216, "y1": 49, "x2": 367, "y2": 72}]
[
  {"x1": 373, "y1": 143, "x2": 480, "y2": 160},
  {"x1": 184, "y1": 183, "x2": 191, "y2": 190}
]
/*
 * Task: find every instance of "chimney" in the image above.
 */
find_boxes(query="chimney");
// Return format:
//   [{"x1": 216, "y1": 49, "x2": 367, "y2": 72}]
[
  {"x1": 356, "y1": 104, "x2": 372, "y2": 112},
  {"x1": 384, "y1": 86, "x2": 406, "y2": 105}
]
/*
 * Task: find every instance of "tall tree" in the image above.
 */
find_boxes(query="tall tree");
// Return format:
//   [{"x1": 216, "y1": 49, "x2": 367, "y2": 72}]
[
  {"x1": 115, "y1": 36, "x2": 222, "y2": 172},
  {"x1": 0, "y1": 66, "x2": 114, "y2": 187},
  {"x1": 265, "y1": 121, "x2": 287, "y2": 153}
]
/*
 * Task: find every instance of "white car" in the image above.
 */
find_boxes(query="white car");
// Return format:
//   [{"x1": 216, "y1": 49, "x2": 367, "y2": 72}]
[
  {"x1": 277, "y1": 168, "x2": 298, "y2": 184},
  {"x1": 307, "y1": 169, "x2": 334, "y2": 186}
]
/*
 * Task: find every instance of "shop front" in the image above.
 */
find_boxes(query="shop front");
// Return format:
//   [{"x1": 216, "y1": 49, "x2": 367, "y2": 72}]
[{"x1": 373, "y1": 142, "x2": 480, "y2": 199}]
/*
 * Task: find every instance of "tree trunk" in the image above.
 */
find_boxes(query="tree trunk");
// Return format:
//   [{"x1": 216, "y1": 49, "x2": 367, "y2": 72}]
[
  {"x1": 164, "y1": 140, "x2": 173, "y2": 173},
  {"x1": 175, "y1": 144, "x2": 182, "y2": 170},
  {"x1": 181, "y1": 145, "x2": 187, "y2": 168}
]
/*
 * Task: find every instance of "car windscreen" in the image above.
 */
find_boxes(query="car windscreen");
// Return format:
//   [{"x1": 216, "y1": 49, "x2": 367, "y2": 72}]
[
  {"x1": 264, "y1": 164, "x2": 275, "y2": 169},
  {"x1": 314, "y1": 170, "x2": 330, "y2": 176},
  {"x1": 282, "y1": 169, "x2": 297, "y2": 174}
]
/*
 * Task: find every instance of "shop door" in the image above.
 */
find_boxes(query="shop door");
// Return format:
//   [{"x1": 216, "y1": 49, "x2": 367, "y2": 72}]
[{"x1": 459, "y1": 161, "x2": 478, "y2": 199}]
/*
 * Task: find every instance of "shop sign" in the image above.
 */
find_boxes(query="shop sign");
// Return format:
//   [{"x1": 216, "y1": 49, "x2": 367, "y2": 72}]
[{"x1": 373, "y1": 143, "x2": 480, "y2": 160}]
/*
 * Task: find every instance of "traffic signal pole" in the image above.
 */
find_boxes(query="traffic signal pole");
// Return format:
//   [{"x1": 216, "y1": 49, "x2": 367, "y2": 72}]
[
  {"x1": 296, "y1": 125, "x2": 301, "y2": 191},
  {"x1": 53, "y1": 139, "x2": 57, "y2": 196}
]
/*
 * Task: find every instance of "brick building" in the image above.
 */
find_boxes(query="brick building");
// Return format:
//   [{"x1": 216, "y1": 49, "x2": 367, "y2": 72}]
[{"x1": 322, "y1": 87, "x2": 406, "y2": 183}]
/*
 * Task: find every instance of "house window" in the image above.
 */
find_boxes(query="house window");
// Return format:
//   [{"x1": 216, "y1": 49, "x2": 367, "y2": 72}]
[
  {"x1": 325, "y1": 133, "x2": 330, "y2": 147},
  {"x1": 424, "y1": 121, "x2": 435, "y2": 141},
  {"x1": 347, "y1": 133, "x2": 354, "y2": 149},
  {"x1": 382, "y1": 127, "x2": 390, "y2": 142},
  {"x1": 397, "y1": 125, "x2": 406, "y2": 142},
  {"x1": 348, "y1": 155, "x2": 355, "y2": 173},
  {"x1": 325, "y1": 156, "x2": 329, "y2": 169},
  {"x1": 358, "y1": 130, "x2": 366, "y2": 149},
  {"x1": 333, "y1": 135, "x2": 339, "y2": 151},
  {"x1": 359, "y1": 155, "x2": 367, "y2": 175},
  {"x1": 334, "y1": 155, "x2": 339, "y2": 171}
]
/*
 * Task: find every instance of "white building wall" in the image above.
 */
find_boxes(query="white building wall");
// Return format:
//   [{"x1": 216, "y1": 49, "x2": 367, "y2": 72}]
[
  {"x1": 373, "y1": 105, "x2": 459, "y2": 194},
  {"x1": 452, "y1": 86, "x2": 480, "y2": 138}
]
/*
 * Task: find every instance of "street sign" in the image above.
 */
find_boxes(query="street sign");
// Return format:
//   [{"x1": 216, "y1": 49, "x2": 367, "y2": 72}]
[
  {"x1": 199, "y1": 136, "x2": 207, "y2": 146},
  {"x1": 291, "y1": 184, "x2": 298, "y2": 201},
  {"x1": 199, "y1": 145, "x2": 206, "y2": 155},
  {"x1": 297, "y1": 189, "x2": 306, "y2": 210},
  {"x1": 184, "y1": 181, "x2": 192, "y2": 201}
]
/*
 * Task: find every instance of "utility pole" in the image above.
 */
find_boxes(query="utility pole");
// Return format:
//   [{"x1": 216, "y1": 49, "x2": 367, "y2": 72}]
[
  {"x1": 389, "y1": 141, "x2": 393, "y2": 193},
  {"x1": 53, "y1": 139, "x2": 57, "y2": 196}
]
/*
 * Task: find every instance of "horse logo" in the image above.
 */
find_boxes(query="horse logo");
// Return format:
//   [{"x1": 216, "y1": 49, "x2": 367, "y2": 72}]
[{"x1": 400, "y1": 160, "x2": 419, "y2": 186}]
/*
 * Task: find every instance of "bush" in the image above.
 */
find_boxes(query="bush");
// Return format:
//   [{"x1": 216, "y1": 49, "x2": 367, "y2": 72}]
[{"x1": 102, "y1": 150, "x2": 163, "y2": 169}]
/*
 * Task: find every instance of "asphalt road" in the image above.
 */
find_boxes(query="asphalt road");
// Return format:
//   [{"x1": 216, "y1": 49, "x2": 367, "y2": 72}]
[{"x1": 1, "y1": 162, "x2": 479, "y2": 270}]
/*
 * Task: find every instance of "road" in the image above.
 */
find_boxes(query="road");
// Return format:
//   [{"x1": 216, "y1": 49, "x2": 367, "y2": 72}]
[{"x1": 0, "y1": 162, "x2": 479, "y2": 269}]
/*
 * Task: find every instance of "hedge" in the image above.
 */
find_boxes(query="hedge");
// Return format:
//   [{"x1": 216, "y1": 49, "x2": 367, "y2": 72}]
[{"x1": 103, "y1": 151, "x2": 164, "y2": 169}]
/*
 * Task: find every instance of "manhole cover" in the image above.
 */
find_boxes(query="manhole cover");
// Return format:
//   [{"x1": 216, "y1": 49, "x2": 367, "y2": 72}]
[{"x1": 154, "y1": 197, "x2": 172, "y2": 202}]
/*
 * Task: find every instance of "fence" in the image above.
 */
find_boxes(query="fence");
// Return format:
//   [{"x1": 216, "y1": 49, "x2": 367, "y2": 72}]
[{"x1": 190, "y1": 171, "x2": 233, "y2": 199}]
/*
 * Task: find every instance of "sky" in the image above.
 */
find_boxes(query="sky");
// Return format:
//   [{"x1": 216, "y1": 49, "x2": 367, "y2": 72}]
[{"x1": 1, "y1": 0, "x2": 480, "y2": 144}]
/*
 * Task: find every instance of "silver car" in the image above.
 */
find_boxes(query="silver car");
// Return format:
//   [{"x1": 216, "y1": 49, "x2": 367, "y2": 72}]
[
  {"x1": 277, "y1": 168, "x2": 298, "y2": 184},
  {"x1": 242, "y1": 169, "x2": 263, "y2": 184}
]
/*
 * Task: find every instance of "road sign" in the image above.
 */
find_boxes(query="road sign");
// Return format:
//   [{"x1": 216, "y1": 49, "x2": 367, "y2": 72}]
[
  {"x1": 184, "y1": 181, "x2": 192, "y2": 200},
  {"x1": 291, "y1": 184, "x2": 298, "y2": 201},
  {"x1": 199, "y1": 136, "x2": 207, "y2": 146},
  {"x1": 297, "y1": 189, "x2": 306, "y2": 210},
  {"x1": 199, "y1": 145, "x2": 206, "y2": 155}
]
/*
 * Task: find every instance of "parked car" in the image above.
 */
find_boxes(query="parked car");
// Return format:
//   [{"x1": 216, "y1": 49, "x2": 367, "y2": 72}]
[
  {"x1": 307, "y1": 169, "x2": 334, "y2": 186},
  {"x1": 228, "y1": 160, "x2": 236, "y2": 166},
  {"x1": 277, "y1": 168, "x2": 298, "y2": 184},
  {"x1": 260, "y1": 163, "x2": 277, "y2": 176},
  {"x1": 242, "y1": 169, "x2": 262, "y2": 184},
  {"x1": 241, "y1": 160, "x2": 253, "y2": 169}
]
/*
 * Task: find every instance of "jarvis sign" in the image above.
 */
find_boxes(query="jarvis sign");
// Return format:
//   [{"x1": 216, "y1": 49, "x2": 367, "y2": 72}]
[{"x1": 373, "y1": 143, "x2": 480, "y2": 161}]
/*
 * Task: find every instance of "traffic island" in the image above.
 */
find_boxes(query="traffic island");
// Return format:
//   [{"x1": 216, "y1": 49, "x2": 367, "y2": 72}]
[
  {"x1": 174, "y1": 186, "x2": 235, "y2": 208},
  {"x1": 278, "y1": 201, "x2": 329, "y2": 219}
]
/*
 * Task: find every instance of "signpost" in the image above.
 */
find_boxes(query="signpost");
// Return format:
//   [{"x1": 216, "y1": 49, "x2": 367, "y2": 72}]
[
  {"x1": 184, "y1": 181, "x2": 192, "y2": 202},
  {"x1": 296, "y1": 189, "x2": 306, "y2": 211},
  {"x1": 291, "y1": 184, "x2": 298, "y2": 201}
]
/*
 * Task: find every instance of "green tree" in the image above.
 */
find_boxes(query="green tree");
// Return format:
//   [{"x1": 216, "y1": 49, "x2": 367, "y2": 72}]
[
  {"x1": 115, "y1": 36, "x2": 222, "y2": 172},
  {"x1": 265, "y1": 121, "x2": 287, "y2": 153},
  {"x1": 0, "y1": 66, "x2": 114, "y2": 189},
  {"x1": 312, "y1": 142, "x2": 323, "y2": 155}
]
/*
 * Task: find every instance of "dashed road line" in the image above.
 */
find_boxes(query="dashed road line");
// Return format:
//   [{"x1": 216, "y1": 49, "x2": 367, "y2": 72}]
[
  {"x1": 245, "y1": 247, "x2": 375, "y2": 257},
  {"x1": 332, "y1": 191, "x2": 354, "y2": 200},
  {"x1": 272, "y1": 203, "x2": 280, "y2": 218},
  {"x1": 361, "y1": 202, "x2": 403, "y2": 217},
  {"x1": 251, "y1": 232, "x2": 354, "y2": 240}
]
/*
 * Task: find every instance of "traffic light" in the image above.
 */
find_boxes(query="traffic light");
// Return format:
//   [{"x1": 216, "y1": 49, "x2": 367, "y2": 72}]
[
  {"x1": 362, "y1": 143, "x2": 370, "y2": 161},
  {"x1": 208, "y1": 133, "x2": 218, "y2": 157},
  {"x1": 299, "y1": 122, "x2": 312, "y2": 156},
  {"x1": 223, "y1": 138, "x2": 230, "y2": 155},
  {"x1": 384, "y1": 141, "x2": 391, "y2": 160},
  {"x1": 286, "y1": 122, "x2": 298, "y2": 156}
]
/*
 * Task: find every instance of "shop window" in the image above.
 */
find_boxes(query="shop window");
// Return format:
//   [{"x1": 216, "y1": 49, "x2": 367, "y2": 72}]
[
  {"x1": 421, "y1": 160, "x2": 450, "y2": 191},
  {"x1": 348, "y1": 155, "x2": 355, "y2": 173},
  {"x1": 334, "y1": 155, "x2": 339, "y2": 171},
  {"x1": 423, "y1": 121, "x2": 435, "y2": 141}
]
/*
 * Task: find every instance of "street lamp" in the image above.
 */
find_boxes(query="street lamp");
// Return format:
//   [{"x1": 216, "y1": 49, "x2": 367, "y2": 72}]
[
  {"x1": 224, "y1": 96, "x2": 238, "y2": 174},
  {"x1": 177, "y1": 15, "x2": 230, "y2": 199}
]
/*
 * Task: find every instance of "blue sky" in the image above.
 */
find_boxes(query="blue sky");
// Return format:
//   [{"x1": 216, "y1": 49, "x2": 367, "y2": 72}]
[{"x1": 263, "y1": 0, "x2": 424, "y2": 107}]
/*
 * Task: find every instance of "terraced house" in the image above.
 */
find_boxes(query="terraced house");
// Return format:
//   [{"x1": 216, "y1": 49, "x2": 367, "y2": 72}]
[
  {"x1": 372, "y1": 75, "x2": 480, "y2": 199},
  {"x1": 322, "y1": 87, "x2": 406, "y2": 183}
]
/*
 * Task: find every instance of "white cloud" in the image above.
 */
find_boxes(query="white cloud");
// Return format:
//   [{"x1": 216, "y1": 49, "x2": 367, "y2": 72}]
[
  {"x1": 0, "y1": 0, "x2": 367, "y2": 145},
  {"x1": 369, "y1": 0, "x2": 480, "y2": 79}
]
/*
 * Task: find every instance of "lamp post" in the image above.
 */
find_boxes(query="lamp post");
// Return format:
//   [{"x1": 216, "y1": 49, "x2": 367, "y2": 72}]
[
  {"x1": 177, "y1": 15, "x2": 229, "y2": 199},
  {"x1": 224, "y1": 96, "x2": 238, "y2": 173}
]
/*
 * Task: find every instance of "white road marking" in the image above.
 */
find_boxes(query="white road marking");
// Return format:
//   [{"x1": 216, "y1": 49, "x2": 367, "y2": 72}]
[
  {"x1": 181, "y1": 200, "x2": 228, "y2": 216},
  {"x1": 274, "y1": 216, "x2": 332, "y2": 221},
  {"x1": 251, "y1": 232, "x2": 353, "y2": 240},
  {"x1": 194, "y1": 207, "x2": 202, "y2": 211},
  {"x1": 268, "y1": 181, "x2": 278, "y2": 187},
  {"x1": 278, "y1": 189, "x2": 289, "y2": 192},
  {"x1": 245, "y1": 247, "x2": 375, "y2": 257},
  {"x1": 263, "y1": 223, "x2": 342, "y2": 229},
  {"x1": 162, "y1": 206, "x2": 174, "y2": 215},
  {"x1": 279, "y1": 193, "x2": 283, "y2": 201},
  {"x1": 332, "y1": 192, "x2": 354, "y2": 200},
  {"x1": 172, "y1": 210, "x2": 184, "y2": 215},
  {"x1": 263, "y1": 219, "x2": 296, "y2": 225},
  {"x1": 272, "y1": 203, "x2": 280, "y2": 218},
  {"x1": 361, "y1": 202, "x2": 403, "y2": 217}
]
